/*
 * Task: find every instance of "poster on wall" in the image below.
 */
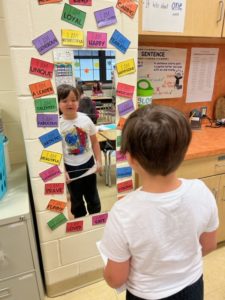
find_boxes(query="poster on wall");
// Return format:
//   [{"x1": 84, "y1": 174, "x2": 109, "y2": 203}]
[
  {"x1": 138, "y1": 47, "x2": 187, "y2": 99},
  {"x1": 142, "y1": 0, "x2": 186, "y2": 32},
  {"x1": 186, "y1": 48, "x2": 219, "y2": 103}
]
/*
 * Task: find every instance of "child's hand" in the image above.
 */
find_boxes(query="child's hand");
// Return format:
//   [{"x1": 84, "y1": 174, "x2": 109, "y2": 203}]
[
  {"x1": 96, "y1": 161, "x2": 102, "y2": 174},
  {"x1": 65, "y1": 172, "x2": 72, "y2": 184}
]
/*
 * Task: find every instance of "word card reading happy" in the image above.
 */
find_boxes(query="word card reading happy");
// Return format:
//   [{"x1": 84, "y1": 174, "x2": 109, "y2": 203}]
[
  {"x1": 39, "y1": 165, "x2": 61, "y2": 182},
  {"x1": 87, "y1": 31, "x2": 107, "y2": 48},
  {"x1": 61, "y1": 29, "x2": 84, "y2": 46},
  {"x1": 48, "y1": 213, "x2": 67, "y2": 231},
  {"x1": 39, "y1": 129, "x2": 62, "y2": 148},
  {"x1": 45, "y1": 183, "x2": 64, "y2": 195},
  {"x1": 30, "y1": 58, "x2": 54, "y2": 79},
  {"x1": 32, "y1": 30, "x2": 59, "y2": 55},
  {"x1": 66, "y1": 220, "x2": 83, "y2": 233},
  {"x1": 94, "y1": 7, "x2": 117, "y2": 28},
  {"x1": 34, "y1": 98, "x2": 57, "y2": 113},
  {"x1": 109, "y1": 29, "x2": 131, "y2": 54},
  {"x1": 118, "y1": 99, "x2": 134, "y2": 116},
  {"x1": 46, "y1": 199, "x2": 67, "y2": 213},
  {"x1": 116, "y1": 0, "x2": 138, "y2": 18},
  {"x1": 40, "y1": 150, "x2": 62, "y2": 165},
  {"x1": 69, "y1": 0, "x2": 92, "y2": 5},
  {"x1": 116, "y1": 82, "x2": 135, "y2": 98},
  {"x1": 61, "y1": 3, "x2": 86, "y2": 29},
  {"x1": 29, "y1": 80, "x2": 54, "y2": 99},
  {"x1": 116, "y1": 58, "x2": 136, "y2": 77}
]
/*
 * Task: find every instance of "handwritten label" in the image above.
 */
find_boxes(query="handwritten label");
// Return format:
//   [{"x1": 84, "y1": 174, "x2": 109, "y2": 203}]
[
  {"x1": 116, "y1": 166, "x2": 132, "y2": 178},
  {"x1": 37, "y1": 114, "x2": 58, "y2": 127},
  {"x1": 47, "y1": 199, "x2": 67, "y2": 213},
  {"x1": 116, "y1": 58, "x2": 136, "y2": 77},
  {"x1": 116, "y1": 135, "x2": 121, "y2": 147},
  {"x1": 117, "y1": 99, "x2": 134, "y2": 116},
  {"x1": 39, "y1": 0, "x2": 62, "y2": 4},
  {"x1": 47, "y1": 213, "x2": 67, "y2": 231},
  {"x1": 117, "y1": 117, "x2": 126, "y2": 130},
  {"x1": 92, "y1": 213, "x2": 108, "y2": 225},
  {"x1": 117, "y1": 179, "x2": 133, "y2": 193},
  {"x1": 30, "y1": 58, "x2": 54, "y2": 79},
  {"x1": 109, "y1": 29, "x2": 131, "y2": 54},
  {"x1": 87, "y1": 31, "x2": 107, "y2": 48},
  {"x1": 39, "y1": 129, "x2": 62, "y2": 148},
  {"x1": 40, "y1": 150, "x2": 62, "y2": 165},
  {"x1": 69, "y1": 0, "x2": 92, "y2": 5},
  {"x1": 116, "y1": 0, "x2": 138, "y2": 18},
  {"x1": 32, "y1": 30, "x2": 59, "y2": 55},
  {"x1": 116, "y1": 150, "x2": 127, "y2": 162},
  {"x1": 45, "y1": 183, "x2": 64, "y2": 195},
  {"x1": 39, "y1": 165, "x2": 61, "y2": 182},
  {"x1": 34, "y1": 98, "x2": 57, "y2": 113},
  {"x1": 94, "y1": 7, "x2": 117, "y2": 28},
  {"x1": 66, "y1": 220, "x2": 83, "y2": 232},
  {"x1": 61, "y1": 29, "x2": 84, "y2": 46},
  {"x1": 29, "y1": 79, "x2": 54, "y2": 99},
  {"x1": 61, "y1": 3, "x2": 86, "y2": 29},
  {"x1": 116, "y1": 82, "x2": 135, "y2": 98}
]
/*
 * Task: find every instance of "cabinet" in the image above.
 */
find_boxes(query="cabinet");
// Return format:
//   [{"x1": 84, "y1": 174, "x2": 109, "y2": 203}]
[
  {"x1": 139, "y1": 0, "x2": 225, "y2": 38},
  {"x1": 0, "y1": 164, "x2": 44, "y2": 300}
]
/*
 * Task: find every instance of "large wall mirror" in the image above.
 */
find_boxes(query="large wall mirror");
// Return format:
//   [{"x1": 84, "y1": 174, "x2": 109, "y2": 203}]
[{"x1": 53, "y1": 48, "x2": 117, "y2": 220}]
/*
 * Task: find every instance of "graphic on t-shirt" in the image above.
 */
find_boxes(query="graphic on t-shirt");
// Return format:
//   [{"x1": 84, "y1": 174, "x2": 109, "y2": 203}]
[{"x1": 63, "y1": 126, "x2": 89, "y2": 155}]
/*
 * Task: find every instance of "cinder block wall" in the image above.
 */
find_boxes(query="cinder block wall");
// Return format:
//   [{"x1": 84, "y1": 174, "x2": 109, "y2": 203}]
[{"x1": 2, "y1": 0, "x2": 138, "y2": 297}]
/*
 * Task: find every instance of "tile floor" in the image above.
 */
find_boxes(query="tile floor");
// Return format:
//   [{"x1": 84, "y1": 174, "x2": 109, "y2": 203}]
[{"x1": 45, "y1": 244, "x2": 225, "y2": 300}]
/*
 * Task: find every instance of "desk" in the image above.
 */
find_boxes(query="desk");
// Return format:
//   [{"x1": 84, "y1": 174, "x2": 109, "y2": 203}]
[{"x1": 91, "y1": 96, "x2": 112, "y2": 101}]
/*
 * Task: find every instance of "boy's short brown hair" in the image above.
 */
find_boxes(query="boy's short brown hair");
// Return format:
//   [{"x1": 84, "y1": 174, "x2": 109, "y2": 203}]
[
  {"x1": 120, "y1": 105, "x2": 192, "y2": 176},
  {"x1": 57, "y1": 84, "x2": 80, "y2": 102}
]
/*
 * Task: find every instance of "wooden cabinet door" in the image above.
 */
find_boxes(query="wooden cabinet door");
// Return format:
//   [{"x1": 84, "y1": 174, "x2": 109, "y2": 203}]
[
  {"x1": 139, "y1": 0, "x2": 225, "y2": 37},
  {"x1": 217, "y1": 174, "x2": 225, "y2": 242}
]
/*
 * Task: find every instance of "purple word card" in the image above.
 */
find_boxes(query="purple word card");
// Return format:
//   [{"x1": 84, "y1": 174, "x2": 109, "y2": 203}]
[
  {"x1": 32, "y1": 30, "x2": 59, "y2": 55},
  {"x1": 94, "y1": 6, "x2": 117, "y2": 28},
  {"x1": 117, "y1": 99, "x2": 134, "y2": 116},
  {"x1": 37, "y1": 114, "x2": 58, "y2": 127}
]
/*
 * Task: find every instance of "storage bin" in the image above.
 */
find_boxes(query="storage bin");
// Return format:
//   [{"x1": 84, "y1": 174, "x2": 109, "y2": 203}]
[{"x1": 0, "y1": 135, "x2": 7, "y2": 200}]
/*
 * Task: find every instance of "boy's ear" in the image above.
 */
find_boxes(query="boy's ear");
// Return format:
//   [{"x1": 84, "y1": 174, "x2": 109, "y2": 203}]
[{"x1": 126, "y1": 152, "x2": 138, "y2": 169}]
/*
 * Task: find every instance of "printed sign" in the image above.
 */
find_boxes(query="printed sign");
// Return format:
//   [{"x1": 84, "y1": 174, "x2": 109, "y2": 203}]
[
  {"x1": 116, "y1": 150, "x2": 127, "y2": 162},
  {"x1": 47, "y1": 199, "x2": 67, "y2": 213},
  {"x1": 34, "y1": 98, "x2": 57, "y2": 113},
  {"x1": 69, "y1": 0, "x2": 92, "y2": 5},
  {"x1": 117, "y1": 99, "x2": 134, "y2": 116},
  {"x1": 116, "y1": 166, "x2": 132, "y2": 178},
  {"x1": 109, "y1": 29, "x2": 131, "y2": 54},
  {"x1": 47, "y1": 213, "x2": 67, "y2": 231},
  {"x1": 39, "y1": 0, "x2": 62, "y2": 4},
  {"x1": 116, "y1": 82, "x2": 135, "y2": 98},
  {"x1": 61, "y1": 3, "x2": 86, "y2": 29},
  {"x1": 61, "y1": 29, "x2": 84, "y2": 46},
  {"x1": 29, "y1": 79, "x2": 54, "y2": 99},
  {"x1": 30, "y1": 58, "x2": 54, "y2": 79},
  {"x1": 92, "y1": 213, "x2": 108, "y2": 225},
  {"x1": 117, "y1": 179, "x2": 133, "y2": 193},
  {"x1": 40, "y1": 150, "x2": 62, "y2": 165},
  {"x1": 117, "y1": 117, "x2": 126, "y2": 130},
  {"x1": 87, "y1": 31, "x2": 107, "y2": 48},
  {"x1": 39, "y1": 165, "x2": 61, "y2": 182},
  {"x1": 116, "y1": 0, "x2": 138, "y2": 18},
  {"x1": 37, "y1": 114, "x2": 58, "y2": 127},
  {"x1": 66, "y1": 221, "x2": 83, "y2": 232},
  {"x1": 32, "y1": 30, "x2": 59, "y2": 55},
  {"x1": 94, "y1": 7, "x2": 117, "y2": 28},
  {"x1": 39, "y1": 129, "x2": 62, "y2": 148},
  {"x1": 116, "y1": 58, "x2": 136, "y2": 77},
  {"x1": 45, "y1": 183, "x2": 64, "y2": 195}
]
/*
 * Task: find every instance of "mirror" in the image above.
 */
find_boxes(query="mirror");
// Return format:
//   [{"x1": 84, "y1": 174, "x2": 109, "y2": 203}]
[{"x1": 53, "y1": 49, "x2": 116, "y2": 220}]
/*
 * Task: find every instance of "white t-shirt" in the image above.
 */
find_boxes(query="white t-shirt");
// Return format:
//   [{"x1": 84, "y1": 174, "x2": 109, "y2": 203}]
[
  {"x1": 59, "y1": 113, "x2": 97, "y2": 166},
  {"x1": 100, "y1": 179, "x2": 219, "y2": 299}
]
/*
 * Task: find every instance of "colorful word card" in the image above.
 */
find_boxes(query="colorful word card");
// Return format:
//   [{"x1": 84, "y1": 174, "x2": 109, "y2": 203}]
[
  {"x1": 116, "y1": 166, "x2": 132, "y2": 178},
  {"x1": 29, "y1": 79, "x2": 54, "y2": 99},
  {"x1": 118, "y1": 99, "x2": 134, "y2": 116},
  {"x1": 116, "y1": 135, "x2": 121, "y2": 147},
  {"x1": 30, "y1": 58, "x2": 54, "y2": 79},
  {"x1": 94, "y1": 7, "x2": 117, "y2": 28},
  {"x1": 117, "y1": 179, "x2": 133, "y2": 193},
  {"x1": 48, "y1": 213, "x2": 67, "y2": 231},
  {"x1": 116, "y1": 150, "x2": 127, "y2": 162},
  {"x1": 87, "y1": 31, "x2": 107, "y2": 48},
  {"x1": 39, "y1": 165, "x2": 61, "y2": 182},
  {"x1": 37, "y1": 114, "x2": 58, "y2": 127},
  {"x1": 34, "y1": 98, "x2": 57, "y2": 113},
  {"x1": 39, "y1": 129, "x2": 62, "y2": 148},
  {"x1": 32, "y1": 30, "x2": 59, "y2": 55},
  {"x1": 116, "y1": 0, "x2": 138, "y2": 18},
  {"x1": 66, "y1": 220, "x2": 83, "y2": 233},
  {"x1": 39, "y1": 0, "x2": 62, "y2": 4},
  {"x1": 92, "y1": 213, "x2": 108, "y2": 225},
  {"x1": 47, "y1": 199, "x2": 67, "y2": 213},
  {"x1": 116, "y1": 82, "x2": 135, "y2": 98},
  {"x1": 45, "y1": 183, "x2": 64, "y2": 195},
  {"x1": 116, "y1": 58, "x2": 136, "y2": 77},
  {"x1": 61, "y1": 3, "x2": 86, "y2": 29},
  {"x1": 69, "y1": 0, "x2": 92, "y2": 5},
  {"x1": 61, "y1": 29, "x2": 84, "y2": 46},
  {"x1": 40, "y1": 150, "x2": 62, "y2": 165},
  {"x1": 109, "y1": 29, "x2": 131, "y2": 54},
  {"x1": 117, "y1": 117, "x2": 126, "y2": 130}
]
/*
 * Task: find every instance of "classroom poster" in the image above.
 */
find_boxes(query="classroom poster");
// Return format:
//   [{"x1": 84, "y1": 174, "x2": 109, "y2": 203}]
[
  {"x1": 53, "y1": 48, "x2": 74, "y2": 87},
  {"x1": 138, "y1": 47, "x2": 187, "y2": 99}
]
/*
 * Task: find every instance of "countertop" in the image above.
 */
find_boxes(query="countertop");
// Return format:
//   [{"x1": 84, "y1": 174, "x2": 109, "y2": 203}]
[{"x1": 185, "y1": 126, "x2": 225, "y2": 160}]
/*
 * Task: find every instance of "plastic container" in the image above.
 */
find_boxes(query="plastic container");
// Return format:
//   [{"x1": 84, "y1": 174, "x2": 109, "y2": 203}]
[
  {"x1": 0, "y1": 135, "x2": 7, "y2": 200},
  {"x1": 137, "y1": 79, "x2": 154, "y2": 108},
  {"x1": 3, "y1": 138, "x2": 11, "y2": 175}
]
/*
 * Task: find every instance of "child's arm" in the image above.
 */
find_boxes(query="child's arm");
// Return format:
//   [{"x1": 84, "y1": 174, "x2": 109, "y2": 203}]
[
  {"x1": 90, "y1": 134, "x2": 102, "y2": 172},
  {"x1": 104, "y1": 259, "x2": 130, "y2": 289},
  {"x1": 199, "y1": 230, "x2": 217, "y2": 256}
]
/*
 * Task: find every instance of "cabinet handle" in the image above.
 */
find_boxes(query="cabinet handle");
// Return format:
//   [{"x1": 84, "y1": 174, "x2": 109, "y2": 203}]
[
  {"x1": 0, "y1": 288, "x2": 10, "y2": 298},
  {"x1": 217, "y1": 1, "x2": 224, "y2": 23}
]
